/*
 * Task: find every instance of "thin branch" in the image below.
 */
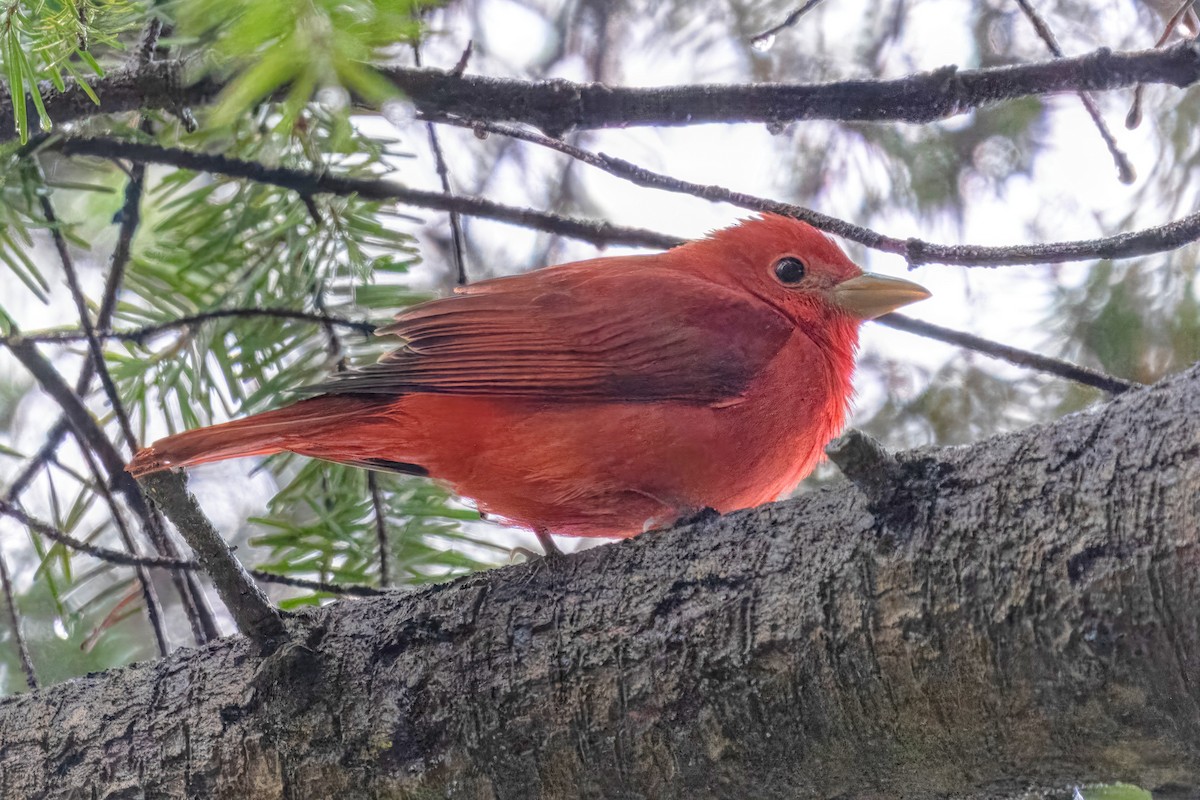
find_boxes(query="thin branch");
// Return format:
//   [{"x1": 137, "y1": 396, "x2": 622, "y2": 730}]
[
  {"x1": 46, "y1": 135, "x2": 1200, "y2": 267},
  {"x1": 29, "y1": 160, "x2": 171, "y2": 654},
  {"x1": 0, "y1": 497, "x2": 197, "y2": 570},
  {"x1": 137, "y1": 471, "x2": 287, "y2": 650},
  {"x1": 248, "y1": 571, "x2": 383, "y2": 598},
  {"x1": 0, "y1": 545, "x2": 36, "y2": 690},
  {"x1": 29, "y1": 162, "x2": 140, "y2": 458},
  {"x1": 1127, "y1": 0, "x2": 1198, "y2": 127},
  {"x1": 750, "y1": 0, "x2": 829, "y2": 47},
  {"x1": 4, "y1": 309, "x2": 376, "y2": 347},
  {"x1": 876, "y1": 313, "x2": 1142, "y2": 395},
  {"x1": 0, "y1": 499, "x2": 383, "y2": 597},
  {"x1": 74, "y1": 440, "x2": 171, "y2": 656},
  {"x1": 414, "y1": 43, "x2": 469, "y2": 286},
  {"x1": 2, "y1": 418, "x2": 69, "y2": 501},
  {"x1": 367, "y1": 472, "x2": 390, "y2": 588},
  {"x1": 8, "y1": 43, "x2": 1200, "y2": 140},
  {"x1": 1013, "y1": 0, "x2": 1135, "y2": 183},
  {"x1": 7, "y1": 129, "x2": 151, "y2": 503}
]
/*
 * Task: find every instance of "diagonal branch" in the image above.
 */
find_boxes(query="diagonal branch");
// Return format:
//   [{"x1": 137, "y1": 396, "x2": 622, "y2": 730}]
[
  {"x1": 1013, "y1": 0, "x2": 1136, "y2": 183},
  {"x1": 4, "y1": 339, "x2": 220, "y2": 641},
  {"x1": 876, "y1": 314, "x2": 1141, "y2": 395},
  {"x1": 48, "y1": 137, "x2": 677, "y2": 249},
  {"x1": 136, "y1": 472, "x2": 287, "y2": 651},
  {"x1": 0, "y1": 548, "x2": 35, "y2": 690},
  {"x1": 46, "y1": 135, "x2": 1200, "y2": 267}
]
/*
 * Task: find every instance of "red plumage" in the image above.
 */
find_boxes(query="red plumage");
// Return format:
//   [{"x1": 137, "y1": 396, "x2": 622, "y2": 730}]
[{"x1": 127, "y1": 215, "x2": 928, "y2": 538}]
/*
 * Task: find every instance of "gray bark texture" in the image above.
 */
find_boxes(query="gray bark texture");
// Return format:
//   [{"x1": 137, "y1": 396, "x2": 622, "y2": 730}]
[{"x1": 1, "y1": 364, "x2": 1199, "y2": 800}]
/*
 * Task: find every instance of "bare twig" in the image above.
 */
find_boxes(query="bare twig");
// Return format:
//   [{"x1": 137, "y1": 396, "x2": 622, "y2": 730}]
[
  {"x1": 0, "y1": 497, "x2": 196, "y2": 569},
  {"x1": 0, "y1": 546, "x2": 36, "y2": 690},
  {"x1": 876, "y1": 313, "x2": 1141, "y2": 395},
  {"x1": 1127, "y1": 1, "x2": 1199, "y2": 127},
  {"x1": 47, "y1": 136, "x2": 1200, "y2": 267},
  {"x1": 1013, "y1": 0, "x2": 1135, "y2": 183},
  {"x1": 9, "y1": 43, "x2": 1200, "y2": 140},
  {"x1": 750, "y1": 0, "x2": 829, "y2": 47},
  {"x1": 249, "y1": 571, "x2": 383, "y2": 597},
  {"x1": 3, "y1": 418, "x2": 69, "y2": 501},
  {"x1": 0, "y1": 499, "x2": 383, "y2": 597},
  {"x1": 4, "y1": 308, "x2": 376, "y2": 347},
  {"x1": 138, "y1": 471, "x2": 287, "y2": 650}
]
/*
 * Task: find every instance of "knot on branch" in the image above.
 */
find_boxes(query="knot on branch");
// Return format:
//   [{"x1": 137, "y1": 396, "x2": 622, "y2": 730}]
[
  {"x1": 903, "y1": 237, "x2": 928, "y2": 268},
  {"x1": 826, "y1": 430, "x2": 901, "y2": 505}
]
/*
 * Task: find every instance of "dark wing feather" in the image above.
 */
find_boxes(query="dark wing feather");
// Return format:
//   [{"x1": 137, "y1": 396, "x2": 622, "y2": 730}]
[{"x1": 305, "y1": 264, "x2": 793, "y2": 405}]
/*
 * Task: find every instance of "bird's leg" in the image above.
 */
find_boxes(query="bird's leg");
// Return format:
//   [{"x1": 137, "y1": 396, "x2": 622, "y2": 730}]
[
  {"x1": 535, "y1": 528, "x2": 564, "y2": 557},
  {"x1": 509, "y1": 528, "x2": 565, "y2": 562}
]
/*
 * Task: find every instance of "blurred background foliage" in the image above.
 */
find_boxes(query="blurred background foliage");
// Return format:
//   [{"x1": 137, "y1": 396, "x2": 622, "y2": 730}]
[{"x1": 0, "y1": 2, "x2": 1194, "y2": 749}]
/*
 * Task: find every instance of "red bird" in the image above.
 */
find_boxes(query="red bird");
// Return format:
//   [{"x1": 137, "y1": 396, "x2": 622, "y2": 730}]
[{"x1": 128, "y1": 215, "x2": 929, "y2": 539}]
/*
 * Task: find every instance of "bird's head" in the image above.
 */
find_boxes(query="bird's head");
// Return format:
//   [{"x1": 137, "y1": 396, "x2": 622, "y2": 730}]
[{"x1": 682, "y1": 214, "x2": 930, "y2": 329}]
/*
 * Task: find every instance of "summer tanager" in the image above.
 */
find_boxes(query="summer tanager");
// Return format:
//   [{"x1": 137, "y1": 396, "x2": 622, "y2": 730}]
[{"x1": 128, "y1": 215, "x2": 929, "y2": 538}]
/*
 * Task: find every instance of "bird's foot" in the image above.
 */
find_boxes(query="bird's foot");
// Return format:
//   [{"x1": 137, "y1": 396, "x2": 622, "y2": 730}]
[
  {"x1": 509, "y1": 528, "x2": 565, "y2": 562},
  {"x1": 678, "y1": 506, "x2": 721, "y2": 526}
]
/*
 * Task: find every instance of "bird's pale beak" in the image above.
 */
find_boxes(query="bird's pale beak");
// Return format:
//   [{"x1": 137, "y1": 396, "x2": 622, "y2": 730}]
[{"x1": 832, "y1": 272, "x2": 931, "y2": 320}]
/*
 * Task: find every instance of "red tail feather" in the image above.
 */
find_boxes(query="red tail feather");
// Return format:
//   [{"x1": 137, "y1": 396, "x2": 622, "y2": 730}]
[{"x1": 126, "y1": 396, "x2": 377, "y2": 478}]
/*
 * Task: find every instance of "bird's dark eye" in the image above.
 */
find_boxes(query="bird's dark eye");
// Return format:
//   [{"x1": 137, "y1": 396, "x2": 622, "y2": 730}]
[{"x1": 774, "y1": 257, "x2": 806, "y2": 285}]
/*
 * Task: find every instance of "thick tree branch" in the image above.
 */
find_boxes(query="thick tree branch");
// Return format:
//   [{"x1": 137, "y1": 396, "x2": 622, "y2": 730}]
[
  {"x1": 1, "y1": 362, "x2": 1197, "y2": 797},
  {"x1": 7, "y1": 43, "x2": 1200, "y2": 140}
]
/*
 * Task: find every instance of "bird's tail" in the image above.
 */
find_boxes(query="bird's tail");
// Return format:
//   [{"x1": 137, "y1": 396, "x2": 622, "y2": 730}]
[{"x1": 126, "y1": 396, "x2": 380, "y2": 478}]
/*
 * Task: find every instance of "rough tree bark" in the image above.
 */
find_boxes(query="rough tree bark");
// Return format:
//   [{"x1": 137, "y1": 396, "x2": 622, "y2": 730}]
[{"x1": 1, "y1": 363, "x2": 1198, "y2": 799}]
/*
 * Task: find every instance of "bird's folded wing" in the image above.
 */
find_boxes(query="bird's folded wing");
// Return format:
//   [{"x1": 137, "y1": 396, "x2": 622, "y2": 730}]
[{"x1": 304, "y1": 263, "x2": 793, "y2": 405}]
